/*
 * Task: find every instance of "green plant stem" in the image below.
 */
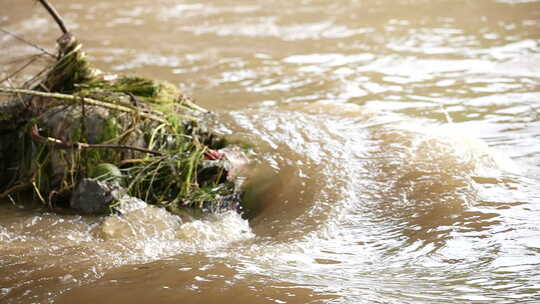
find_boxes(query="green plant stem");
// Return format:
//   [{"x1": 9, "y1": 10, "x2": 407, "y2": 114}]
[{"x1": 0, "y1": 87, "x2": 169, "y2": 124}]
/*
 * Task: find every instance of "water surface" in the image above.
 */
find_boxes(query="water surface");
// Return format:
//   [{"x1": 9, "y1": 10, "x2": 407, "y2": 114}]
[{"x1": 1, "y1": 0, "x2": 540, "y2": 303}]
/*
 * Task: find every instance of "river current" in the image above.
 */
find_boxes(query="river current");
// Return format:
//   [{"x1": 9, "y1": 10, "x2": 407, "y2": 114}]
[{"x1": 1, "y1": 0, "x2": 540, "y2": 303}]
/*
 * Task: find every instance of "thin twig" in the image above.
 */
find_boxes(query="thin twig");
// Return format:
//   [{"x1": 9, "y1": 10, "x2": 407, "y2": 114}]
[
  {"x1": 30, "y1": 124, "x2": 165, "y2": 156},
  {"x1": 37, "y1": 0, "x2": 69, "y2": 35},
  {"x1": 79, "y1": 95, "x2": 88, "y2": 175},
  {"x1": 0, "y1": 55, "x2": 41, "y2": 84},
  {"x1": 80, "y1": 95, "x2": 86, "y2": 140},
  {"x1": 2, "y1": 53, "x2": 48, "y2": 65},
  {"x1": 0, "y1": 28, "x2": 55, "y2": 57},
  {"x1": 23, "y1": 65, "x2": 52, "y2": 89},
  {"x1": 179, "y1": 96, "x2": 209, "y2": 113},
  {"x1": 0, "y1": 181, "x2": 31, "y2": 199},
  {"x1": 4, "y1": 79, "x2": 30, "y2": 108},
  {"x1": 0, "y1": 87, "x2": 169, "y2": 124},
  {"x1": 32, "y1": 180, "x2": 46, "y2": 204}
]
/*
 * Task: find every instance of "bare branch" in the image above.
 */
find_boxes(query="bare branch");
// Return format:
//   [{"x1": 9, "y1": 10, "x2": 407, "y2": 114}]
[
  {"x1": 30, "y1": 124, "x2": 165, "y2": 156},
  {"x1": 0, "y1": 55, "x2": 41, "y2": 84},
  {"x1": 0, "y1": 28, "x2": 55, "y2": 57},
  {"x1": 36, "y1": 0, "x2": 69, "y2": 35},
  {"x1": 0, "y1": 87, "x2": 170, "y2": 124}
]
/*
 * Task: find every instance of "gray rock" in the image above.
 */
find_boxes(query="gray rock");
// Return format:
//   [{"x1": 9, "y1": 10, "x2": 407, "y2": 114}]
[{"x1": 70, "y1": 178, "x2": 126, "y2": 214}]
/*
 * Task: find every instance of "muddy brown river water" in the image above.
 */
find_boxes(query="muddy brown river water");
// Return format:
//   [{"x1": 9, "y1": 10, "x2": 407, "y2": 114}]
[{"x1": 1, "y1": 0, "x2": 540, "y2": 303}]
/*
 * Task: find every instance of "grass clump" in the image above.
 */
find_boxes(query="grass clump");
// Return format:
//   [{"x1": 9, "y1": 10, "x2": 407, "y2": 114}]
[{"x1": 0, "y1": 34, "x2": 243, "y2": 215}]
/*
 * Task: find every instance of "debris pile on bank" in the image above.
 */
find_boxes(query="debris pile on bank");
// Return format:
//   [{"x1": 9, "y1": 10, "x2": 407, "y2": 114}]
[{"x1": 0, "y1": 0, "x2": 246, "y2": 215}]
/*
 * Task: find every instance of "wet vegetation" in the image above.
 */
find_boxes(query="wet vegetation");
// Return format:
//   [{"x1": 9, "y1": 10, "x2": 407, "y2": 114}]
[{"x1": 0, "y1": 0, "x2": 243, "y2": 215}]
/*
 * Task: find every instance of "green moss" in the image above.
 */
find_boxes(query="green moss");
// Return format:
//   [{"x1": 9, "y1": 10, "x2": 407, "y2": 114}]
[
  {"x1": 45, "y1": 40, "x2": 94, "y2": 93},
  {"x1": 77, "y1": 76, "x2": 182, "y2": 105},
  {"x1": 0, "y1": 113, "x2": 12, "y2": 121},
  {"x1": 115, "y1": 77, "x2": 178, "y2": 102},
  {"x1": 99, "y1": 115, "x2": 120, "y2": 142},
  {"x1": 85, "y1": 116, "x2": 123, "y2": 173}
]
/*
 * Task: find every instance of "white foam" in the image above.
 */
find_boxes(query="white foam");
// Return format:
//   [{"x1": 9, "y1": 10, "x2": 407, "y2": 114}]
[
  {"x1": 99, "y1": 207, "x2": 254, "y2": 261},
  {"x1": 425, "y1": 123, "x2": 521, "y2": 175}
]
